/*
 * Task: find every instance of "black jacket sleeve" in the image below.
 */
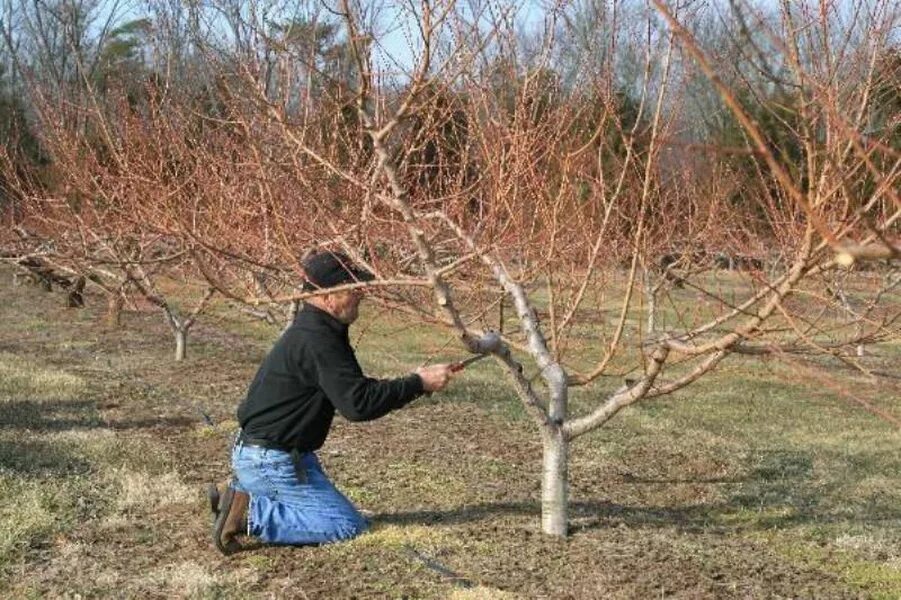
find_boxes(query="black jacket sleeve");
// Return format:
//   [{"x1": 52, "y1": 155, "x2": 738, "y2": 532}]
[{"x1": 310, "y1": 336, "x2": 424, "y2": 422}]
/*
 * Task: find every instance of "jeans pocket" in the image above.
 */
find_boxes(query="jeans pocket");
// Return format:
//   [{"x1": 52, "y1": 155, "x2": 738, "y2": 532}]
[
  {"x1": 259, "y1": 451, "x2": 298, "y2": 500},
  {"x1": 234, "y1": 446, "x2": 276, "y2": 499}
]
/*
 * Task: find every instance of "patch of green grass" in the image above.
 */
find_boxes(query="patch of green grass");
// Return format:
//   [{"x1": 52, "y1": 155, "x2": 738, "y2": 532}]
[
  {"x1": 756, "y1": 532, "x2": 901, "y2": 599},
  {"x1": 193, "y1": 420, "x2": 240, "y2": 440},
  {"x1": 0, "y1": 352, "x2": 86, "y2": 402},
  {"x1": 0, "y1": 457, "x2": 106, "y2": 574},
  {"x1": 716, "y1": 505, "x2": 797, "y2": 528},
  {"x1": 143, "y1": 561, "x2": 228, "y2": 598},
  {"x1": 0, "y1": 477, "x2": 70, "y2": 567},
  {"x1": 366, "y1": 460, "x2": 470, "y2": 507},
  {"x1": 0, "y1": 351, "x2": 195, "y2": 585},
  {"x1": 242, "y1": 553, "x2": 276, "y2": 570},
  {"x1": 1, "y1": 315, "x2": 53, "y2": 335},
  {"x1": 347, "y1": 523, "x2": 455, "y2": 552},
  {"x1": 340, "y1": 483, "x2": 378, "y2": 507},
  {"x1": 448, "y1": 586, "x2": 519, "y2": 599},
  {"x1": 0, "y1": 355, "x2": 99, "y2": 573}
]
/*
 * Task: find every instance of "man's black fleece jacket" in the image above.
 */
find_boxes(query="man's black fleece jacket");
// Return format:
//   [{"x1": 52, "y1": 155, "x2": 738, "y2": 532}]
[{"x1": 237, "y1": 304, "x2": 425, "y2": 451}]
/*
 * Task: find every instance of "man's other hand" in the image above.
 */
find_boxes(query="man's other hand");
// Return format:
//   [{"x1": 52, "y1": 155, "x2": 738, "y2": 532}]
[{"x1": 415, "y1": 364, "x2": 455, "y2": 393}]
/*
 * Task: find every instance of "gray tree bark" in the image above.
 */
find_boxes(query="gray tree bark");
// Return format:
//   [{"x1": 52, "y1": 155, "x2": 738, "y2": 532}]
[
  {"x1": 541, "y1": 429, "x2": 569, "y2": 536},
  {"x1": 644, "y1": 271, "x2": 658, "y2": 334},
  {"x1": 174, "y1": 328, "x2": 187, "y2": 362}
]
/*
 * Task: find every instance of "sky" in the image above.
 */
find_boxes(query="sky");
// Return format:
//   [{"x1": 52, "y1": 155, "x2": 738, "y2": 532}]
[
  {"x1": 371, "y1": 1, "x2": 547, "y2": 75},
  {"x1": 85, "y1": 0, "x2": 546, "y2": 76}
]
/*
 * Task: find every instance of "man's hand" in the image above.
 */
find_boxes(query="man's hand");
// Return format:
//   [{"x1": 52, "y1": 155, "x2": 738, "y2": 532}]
[{"x1": 415, "y1": 363, "x2": 455, "y2": 393}]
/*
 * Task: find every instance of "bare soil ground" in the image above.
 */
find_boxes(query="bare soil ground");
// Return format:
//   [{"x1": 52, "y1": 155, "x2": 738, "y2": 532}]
[{"x1": 1, "y1": 268, "x2": 899, "y2": 598}]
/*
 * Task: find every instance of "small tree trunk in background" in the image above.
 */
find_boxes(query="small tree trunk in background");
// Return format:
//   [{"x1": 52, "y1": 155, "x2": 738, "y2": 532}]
[
  {"x1": 541, "y1": 429, "x2": 569, "y2": 536},
  {"x1": 106, "y1": 294, "x2": 124, "y2": 328},
  {"x1": 175, "y1": 328, "x2": 187, "y2": 361},
  {"x1": 644, "y1": 271, "x2": 658, "y2": 334},
  {"x1": 158, "y1": 287, "x2": 212, "y2": 362},
  {"x1": 162, "y1": 310, "x2": 188, "y2": 362},
  {"x1": 836, "y1": 286, "x2": 865, "y2": 358},
  {"x1": 66, "y1": 276, "x2": 85, "y2": 308}
]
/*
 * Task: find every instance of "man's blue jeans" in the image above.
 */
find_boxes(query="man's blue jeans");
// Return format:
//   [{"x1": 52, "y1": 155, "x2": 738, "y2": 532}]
[{"x1": 231, "y1": 438, "x2": 369, "y2": 545}]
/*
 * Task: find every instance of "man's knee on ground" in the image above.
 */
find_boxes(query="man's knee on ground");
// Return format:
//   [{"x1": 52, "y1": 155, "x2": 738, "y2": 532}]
[{"x1": 327, "y1": 515, "x2": 369, "y2": 543}]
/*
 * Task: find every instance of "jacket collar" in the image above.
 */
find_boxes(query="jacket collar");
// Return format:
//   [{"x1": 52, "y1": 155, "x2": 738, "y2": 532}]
[{"x1": 297, "y1": 302, "x2": 349, "y2": 335}]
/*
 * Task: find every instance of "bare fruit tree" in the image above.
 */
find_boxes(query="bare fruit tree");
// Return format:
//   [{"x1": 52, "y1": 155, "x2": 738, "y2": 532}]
[
  {"x1": 316, "y1": 0, "x2": 899, "y2": 535},
  {"x1": 1, "y1": 82, "x2": 216, "y2": 360}
]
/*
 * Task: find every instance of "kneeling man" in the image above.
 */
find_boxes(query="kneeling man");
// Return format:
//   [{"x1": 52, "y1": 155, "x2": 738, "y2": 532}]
[{"x1": 211, "y1": 251, "x2": 454, "y2": 553}]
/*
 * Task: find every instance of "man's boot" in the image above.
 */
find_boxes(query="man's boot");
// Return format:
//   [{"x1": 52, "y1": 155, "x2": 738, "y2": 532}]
[
  {"x1": 207, "y1": 480, "x2": 234, "y2": 516},
  {"x1": 212, "y1": 485, "x2": 250, "y2": 555},
  {"x1": 207, "y1": 483, "x2": 221, "y2": 516}
]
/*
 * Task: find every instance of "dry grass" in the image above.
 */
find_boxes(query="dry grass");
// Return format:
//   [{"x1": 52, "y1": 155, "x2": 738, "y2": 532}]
[
  {"x1": 114, "y1": 469, "x2": 196, "y2": 512},
  {"x1": 0, "y1": 266, "x2": 898, "y2": 598}
]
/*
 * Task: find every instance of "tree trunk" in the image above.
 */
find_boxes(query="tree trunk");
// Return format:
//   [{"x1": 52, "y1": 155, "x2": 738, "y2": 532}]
[
  {"x1": 541, "y1": 429, "x2": 569, "y2": 536},
  {"x1": 175, "y1": 329, "x2": 187, "y2": 361},
  {"x1": 66, "y1": 276, "x2": 85, "y2": 308},
  {"x1": 106, "y1": 294, "x2": 124, "y2": 328},
  {"x1": 836, "y1": 286, "x2": 865, "y2": 357},
  {"x1": 644, "y1": 272, "x2": 657, "y2": 334}
]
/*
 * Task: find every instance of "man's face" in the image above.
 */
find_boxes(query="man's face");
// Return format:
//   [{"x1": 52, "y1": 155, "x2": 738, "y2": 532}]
[{"x1": 328, "y1": 289, "x2": 364, "y2": 324}]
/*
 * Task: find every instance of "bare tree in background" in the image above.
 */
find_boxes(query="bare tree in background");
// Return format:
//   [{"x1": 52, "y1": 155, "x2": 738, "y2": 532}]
[{"x1": 0, "y1": 3, "x2": 218, "y2": 359}]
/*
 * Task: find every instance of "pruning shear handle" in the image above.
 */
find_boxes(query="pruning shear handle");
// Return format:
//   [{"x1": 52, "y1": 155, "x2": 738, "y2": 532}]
[{"x1": 451, "y1": 353, "x2": 490, "y2": 372}]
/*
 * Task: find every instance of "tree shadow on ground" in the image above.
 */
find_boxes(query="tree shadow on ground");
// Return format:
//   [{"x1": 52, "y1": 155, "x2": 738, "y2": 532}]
[
  {"x1": 0, "y1": 438, "x2": 92, "y2": 476},
  {"x1": 373, "y1": 447, "x2": 900, "y2": 535},
  {"x1": 373, "y1": 496, "x2": 900, "y2": 534},
  {"x1": 106, "y1": 416, "x2": 200, "y2": 431},
  {"x1": 0, "y1": 398, "x2": 199, "y2": 432},
  {"x1": 0, "y1": 399, "x2": 101, "y2": 430}
]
